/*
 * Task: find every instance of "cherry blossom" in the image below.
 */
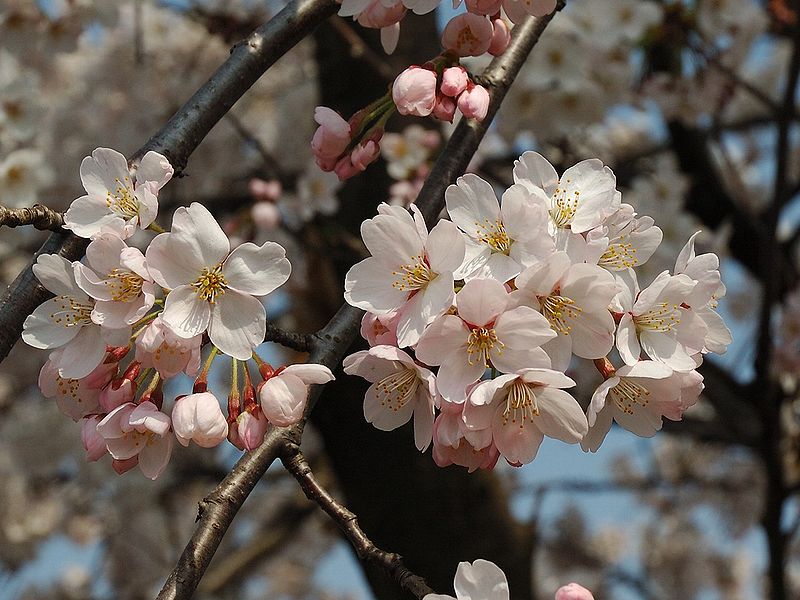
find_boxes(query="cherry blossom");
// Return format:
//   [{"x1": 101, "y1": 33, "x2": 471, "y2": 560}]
[
  {"x1": 424, "y1": 559, "x2": 509, "y2": 600},
  {"x1": 445, "y1": 173, "x2": 553, "y2": 282},
  {"x1": 96, "y1": 401, "x2": 173, "y2": 480},
  {"x1": 441, "y1": 13, "x2": 494, "y2": 57},
  {"x1": 674, "y1": 232, "x2": 732, "y2": 355},
  {"x1": 360, "y1": 311, "x2": 400, "y2": 346},
  {"x1": 595, "y1": 204, "x2": 663, "y2": 271},
  {"x1": 73, "y1": 233, "x2": 156, "y2": 328},
  {"x1": 135, "y1": 317, "x2": 202, "y2": 378},
  {"x1": 63, "y1": 147, "x2": 173, "y2": 239},
  {"x1": 311, "y1": 106, "x2": 351, "y2": 171},
  {"x1": 582, "y1": 361, "x2": 704, "y2": 452},
  {"x1": 457, "y1": 83, "x2": 490, "y2": 121},
  {"x1": 171, "y1": 392, "x2": 229, "y2": 448},
  {"x1": 145, "y1": 202, "x2": 291, "y2": 360},
  {"x1": 344, "y1": 203, "x2": 465, "y2": 347},
  {"x1": 355, "y1": 0, "x2": 406, "y2": 54},
  {"x1": 258, "y1": 364, "x2": 335, "y2": 426},
  {"x1": 615, "y1": 269, "x2": 706, "y2": 371},
  {"x1": 229, "y1": 407, "x2": 269, "y2": 451},
  {"x1": 415, "y1": 278, "x2": 556, "y2": 403},
  {"x1": 343, "y1": 345, "x2": 437, "y2": 451},
  {"x1": 464, "y1": 368, "x2": 587, "y2": 465},
  {"x1": 512, "y1": 252, "x2": 618, "y2": 370},
  {"x1": 81, "y1": 416, "x2": 107, "y2": 462},
  {"x1": 23, "y1": 254, "x2": 129, "y2": 379},
  {"x1": 38, "y1": 359, "x2": 115, "y2": 421},
  {"x1": 512, "y1": 151, "x2": 619, "y2": 241}
]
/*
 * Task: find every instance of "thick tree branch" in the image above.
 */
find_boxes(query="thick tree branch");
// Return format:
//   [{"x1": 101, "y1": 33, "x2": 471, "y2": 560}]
[
  {"x1": 264, "y1": 321, "x2": 314, "y2": 353},
  {"x1": 281, "y1": 443, "x2": 434, "y2": 598},
  {"x1": 0, "y1": 0, "x2": 338, "y2": 365},
  {"x1": 155, "y1": 11, "x2": 563, "y2": 598},
  {"x1": 0, "y1": 204, "x2": 64, "y2": 231}
]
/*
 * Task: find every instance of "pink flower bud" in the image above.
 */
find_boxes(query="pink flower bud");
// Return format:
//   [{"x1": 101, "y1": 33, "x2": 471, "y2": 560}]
[
  {"x1": 171, "y1": 392, "x2": 229, "y2": 448},
  {"x1": 351, "y1": 140, "x2": 381, "y2": 170},
  {"x1": 488, "y1": 18, "x2": 511, "y2": 56},
  {"x1": 440, "y1": 66, "x2": 469, "y2": 97},
  {"x1": 81, "y1": 416, "x2": 107, "y2": 462},
  {"x1": 99, "y1": 378, "x2": 135, "y2": 412},
  {"x1": 392, "y1": 66, "x2": 438, "y2": 116},
  {"x1": 441, "y1": 13, "x2": 494, "y2": 57},
  {"x1": 555, "y1": 583, "x2": 595, "y2": 600},
  {"x1": 229, "y1": 408, "x2": 269, "y2": 451},
  {"x1": 432, "y1": 95, "x2": 457, "y2": 122},
  {"x1": 465, "y1": 0, "x2": 503, "y2": 16},
  {"x1": 248, "y1": 178, "x2": 282, "y2": 202},
  {"x1": 457, "y1": 83, "x2": 490, "y2": 121},
  {"x1": 311, "y1": 106, "x2": 351, "y2": 163},
  {"x1": 251, "y1": 201, "x2": 281, "y2": 230},
  {"x1": 334, "y1": 156, "x2": 360, "y2": 181}
]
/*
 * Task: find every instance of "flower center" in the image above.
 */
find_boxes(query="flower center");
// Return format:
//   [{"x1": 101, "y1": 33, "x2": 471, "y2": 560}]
[
  {"x1": 466, "y1": 327, "x2": 503, "y2": 367},
  {"x1": 599, "y1": 236, "x2": 638, "y2": 269},
  {"x1": 193, "y1": 265, "x2": 228, "y2": 303},
  {"x1": 49, "y1": 295, "x2": 93, "y2": 327},
  {"x1": 392, "y1": 254, "x2": 436, "y2": 292},
  {"x1": 539, "y1": 294, "x2": 582, "y2": 335},
  {"x1": 635, "y1": 302, "x2": 681, "y2": 333},
  {"x1": 501, "y1": 380, "x2": 539, "y2": 428},
  {"x1": 105, "y1": 176, "x2": 140, "y2": 218},
  {"x1": 374, "y1": 368, "x2": 419, "y2": 412},
  {"x1": 106, "y1": 268, "x2": 144, "y2": 302},
  {"x1": 473, "y1": 218, "x2": 511, "y2": 254},
  {"x1": 550, "y1": 179, "x2": 579, "y2": 228},
  {"x1": 609, "y1": 378, "x2": 650, "y2": 415}
]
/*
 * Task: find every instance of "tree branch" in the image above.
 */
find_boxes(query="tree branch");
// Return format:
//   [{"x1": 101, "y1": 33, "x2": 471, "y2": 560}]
[
  {"x1": 0, "y1": 204, "x2": 64, "y2": 231},
  {"x1": 0, "y1": 0, "x2": 339, "y2": 366},
  {"x1": 280, "y1": 442, "x2": 434, "y2": 598},
  {"x1": 264, "y1": 320, "x2": 314, "y2": 353},
  {"x1": 154, "y1": 11, "x2": 563, "y2": 598}
]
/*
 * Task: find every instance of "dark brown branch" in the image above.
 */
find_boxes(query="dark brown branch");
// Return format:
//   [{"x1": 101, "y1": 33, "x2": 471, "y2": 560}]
[
  {"x1": 155, "y1": 12, "x2": 563, "y2": 599},
  {"x1": 0, "y1": 204, "x2": 64, "y2": 231},
  {"x1": 264, "y1": 321, "x2": 314, "y2": 353},
  {"x1": 0, "y1": 0, "x2": 339, "y2": 365},
  {"x1": 280, "y1": 443, "x2": 434, "y2": 598}
]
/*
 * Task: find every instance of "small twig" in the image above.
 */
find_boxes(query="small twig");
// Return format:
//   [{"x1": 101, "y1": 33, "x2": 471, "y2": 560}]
[
  {"x1": 327, "y1": 17, "x2": 395, "y2": 81},
  {"x1": 0, "y1": 204, "x2": 64, "y2": 231},
  {"x1": 264, "y1": 321, "x2": 314, "y2": 353},
  {"x1": 280, "y1": 442, "x2": 434, "y2": 598}
]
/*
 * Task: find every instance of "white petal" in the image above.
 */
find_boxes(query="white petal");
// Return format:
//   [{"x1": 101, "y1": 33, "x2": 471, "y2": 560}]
[
  {"x1": 426, "y1": 219, "x2": 466, "y2": 274},
  {"x1": 33, "y1": 254, "x2": 85, "y2": 297},
  {"x1": 80, "y1": 148, "x2": 129, "y2": 198},
  {"x1": 535, "y1": 388, "x2": 588, "y2": 442},
  {"x1": 513, "y1": 151, "x2": 558, "y2": 196},
  {"x1": 395, "y1": 273, "x2": 454, "y2": 347},
  {"x1": 260, "y1": 373, "x2": 308, "y2": 426},
  {"x1": 138, "y1": 434, "x2": 173, "y2": 480},
  {"x1": 145, "y1": 232, "x2": 204, "y2": 289},
  {"x1": 209, "y1": 290, "x2": 265, "y2": 360},
  {"x1": 136, "y1": 151, "x2": 173, "y2": 190},
  {"x1": 581, "y1": 403, "x2": 613, "y2": 453},
  {"x1": 445, "y1": 174, "x2": 500, "y2": 237},
  {"x1": 64, "y1": 195, "x2": 123, "y2": 239},
  {"x1": 23, "y1": 297, "x2": 83, "y2": 349},
  {"x1": 281, "y1": 364, "x2": 335, "y2": 385},
  {"x1": 224, "y1": 242, "x2": 291, "y2": 296},
  {"x1": 415, "y1": 315, "x2": 469, "y2": 367},
  {"x1": 363, "y1": 382, "x2": 414, "y2": 430},
  {"x1": 161, "y1": 285, "x2": 210, "y2": 338},
  {"x1": 344, "y1": 257, "x2": 408, "y2": 313},
  {"x1": 492, "y1": 403, "x2": 544, "y2": 465},
  {"x1": 169, "y1": 203, "x2": 230, "y2": 267},
  {"x1": 361, "y1": 210, "x2": 424, "y2": 265},
  {"x1": 51, "y1": 326, "x2": 106, "y2": 379},
  {"x1": 616, "y1": 313, "x2": 640, "y2": 365},
  {"x1": 453, "y1": 560, "x2": 510, "y2": 600},
  {"x1": 456, "y1": 278, "x2": 509, "y2": 326}
]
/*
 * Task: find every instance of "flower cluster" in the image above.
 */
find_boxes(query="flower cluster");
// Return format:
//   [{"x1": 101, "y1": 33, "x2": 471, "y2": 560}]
[
  {"x1": 23, "y1": 147, "x2": 334, "y2": 479},
  {"x1": 393, "y1": 65, "x2": 491, "y2": 123},
  {"x1": 343, "y1": 151, "x2": 731, "y2": 470}
]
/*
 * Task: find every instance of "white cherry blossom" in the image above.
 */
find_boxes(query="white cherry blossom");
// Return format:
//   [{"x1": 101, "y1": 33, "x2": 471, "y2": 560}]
[
  {"x1": 415, "y1": 278, "x2": 556, "y2": 403},
  {"x1": 615, "y1": 269, "x2": 706, "y2": 371},
  {"x1": 22, "y1": 254, "x2": 129, "y2": 379},
  {"x1": 595, "y1": 203, "x2": 663, "y2": 271},
  {"x1": 445, "y1": 173, "x2": 553, "y2": 282},
  {"x1": 463, "y1": 367, "x2": 587, "y2": 465},
  {"x1": 512, "y1": 151, "x2": 620, "y2": 246},
  {"x1": 73, "y1": 233, "x2": 156, "y2": 328},
  {"x1": 674, "y1": 232, "x2": 732, "y2": 355},
  {"x1": 64, "y1": 147, "x2": 173, "y2": 239},
  {"x1": 513, "y1": 251, "x2": 618, "y2": 371},
  {"x1": 344, "y1": 203, "x2": 465, "y2": 347},
  {"x1": 343, "y1": 345, "x2": 436, "y2": 451},
  {"x1": 424, "y1": 559, "x2": 509, "y2": 600},
  {"x1": 145, "y1": 202, "x2": 291, "y2": 360},
  {"x1": 582, "y1": 362, "x2": 704, "y2": 452}
]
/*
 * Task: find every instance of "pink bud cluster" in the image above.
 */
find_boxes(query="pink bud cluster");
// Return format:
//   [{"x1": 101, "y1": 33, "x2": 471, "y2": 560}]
[
  {"x1": 311, "y1": 106, "x2": 383, "y2": 181},
  {"x1": 393, "y1": 65, "x2": 490, "y2": 122}
]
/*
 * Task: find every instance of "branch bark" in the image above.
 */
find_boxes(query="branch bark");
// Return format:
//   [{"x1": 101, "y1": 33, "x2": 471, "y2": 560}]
[
  {"x1": 0, "y1": 0, "x2": 338, "y2": 365},
  {"x1": 281, "y1": 443, "x2": 434, "y2": 598},
  {"x1": 0, "y1": 204, "x2": 64, "y2": 231},
  {"x1": 155, "y1": 11, "x2": 563, "y2": 598}
]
